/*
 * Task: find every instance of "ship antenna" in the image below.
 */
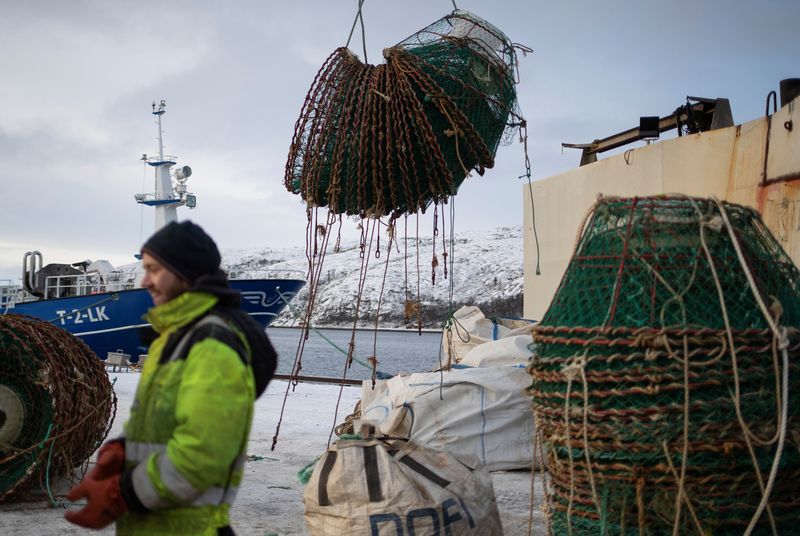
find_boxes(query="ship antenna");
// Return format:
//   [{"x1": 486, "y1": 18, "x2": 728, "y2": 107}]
[
  {"x1": 153, "y1": 100, "x2": 166, "y2": 161},
  {"x1": 134, "y1": 100, "x2": 195, "y2": 232}
]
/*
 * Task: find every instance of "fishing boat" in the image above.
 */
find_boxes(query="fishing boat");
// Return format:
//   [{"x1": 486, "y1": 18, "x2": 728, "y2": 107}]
[{"x1": 0, "y1": 101, "x2": 305, "y2": 361}]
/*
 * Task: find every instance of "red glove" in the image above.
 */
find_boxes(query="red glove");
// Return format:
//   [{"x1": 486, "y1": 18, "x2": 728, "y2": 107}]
[
  {"x1": 64, "y1": 441, "x2": 128, "y2": 529},
  {"x1": 88, "y1": 441, "x2": 126, "y2": 480},
  {"x1": 64, "y1": 473, "x2": 128, "y2": 529}
]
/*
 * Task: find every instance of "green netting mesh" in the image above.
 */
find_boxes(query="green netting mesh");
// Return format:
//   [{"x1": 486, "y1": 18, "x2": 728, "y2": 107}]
[
  {"x1": 528, "y1": 195, "x2": 800, "y2": 535},
  {"x1": 0, "y1": 314, "x2": 116, "y2": 502},
  {"x1": 284, "y1": 10, "x2": 521, "y2": 217}
]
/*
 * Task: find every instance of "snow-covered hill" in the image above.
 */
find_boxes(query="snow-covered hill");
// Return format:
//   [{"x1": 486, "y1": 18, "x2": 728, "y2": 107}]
[{"x1": 222, "y1": 225, "x2": 525, "y2": 328}]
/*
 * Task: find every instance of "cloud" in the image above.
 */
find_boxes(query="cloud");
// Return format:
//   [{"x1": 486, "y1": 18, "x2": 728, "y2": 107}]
[
  {"x1": 1, "y1": 0, "x2": 798, "y2": 281},
  {"x1": 0, "y1": 5, "x2": 211, "y2": 145}
]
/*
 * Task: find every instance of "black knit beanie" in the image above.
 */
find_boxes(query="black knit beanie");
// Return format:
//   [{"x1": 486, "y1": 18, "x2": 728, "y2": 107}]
[{"x1": 141, "y1": 221, "x2": 221, "y2": 282}]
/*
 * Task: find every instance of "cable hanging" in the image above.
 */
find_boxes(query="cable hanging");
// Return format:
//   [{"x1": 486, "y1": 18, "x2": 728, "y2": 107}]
[{"x1": 273, "y1": 8, "x2": 533, "y2": 450}]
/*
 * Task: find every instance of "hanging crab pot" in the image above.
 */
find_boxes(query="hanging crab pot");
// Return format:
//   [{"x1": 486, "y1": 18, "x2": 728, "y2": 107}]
[
  {"x1": 0, "y1": 314, "x2": 116, "y2": 502},
  {"x1": 284, "y1": 10, "x2": 521, "y2": 217}
]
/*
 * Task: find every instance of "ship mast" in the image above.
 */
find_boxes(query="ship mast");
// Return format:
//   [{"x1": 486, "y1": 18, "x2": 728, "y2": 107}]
[{"x1": 134, "y1": 100, "x2": 196, "y2": 232}]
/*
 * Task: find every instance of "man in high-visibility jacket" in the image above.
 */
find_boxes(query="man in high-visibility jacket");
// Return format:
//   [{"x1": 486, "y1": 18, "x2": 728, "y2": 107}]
[{"x1": 65, "y1": 220, "x2": 277, "y2": 535}]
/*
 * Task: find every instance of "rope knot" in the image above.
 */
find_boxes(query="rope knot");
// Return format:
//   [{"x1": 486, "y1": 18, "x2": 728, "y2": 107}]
[
  {"x1": 632, "y1": 331, "x2": 667, "y2": 350},
  {"x1": 369, "y1": 88, "x2": 391, "y2": 102},
  {"x1": 702, "y1": 214, "x2": 724, "y2": 233},
  {"x1": 561, "y1": 356, "x2": 586, "y2": 381},
  {"x1": 722, "y1": 441, "x2": 736, "y2": 456}
]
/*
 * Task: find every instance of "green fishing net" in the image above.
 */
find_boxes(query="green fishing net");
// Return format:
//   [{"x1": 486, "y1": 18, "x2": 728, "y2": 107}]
[
  {"x1": 285, "y1": 10, "x2": 522, "y2": 216},
  {"x1": 529, "y1": 195, "x2": 800, "y2": 534},
  {"x1": 0, "y1": 315, "x2": 116, "y2": 501}
]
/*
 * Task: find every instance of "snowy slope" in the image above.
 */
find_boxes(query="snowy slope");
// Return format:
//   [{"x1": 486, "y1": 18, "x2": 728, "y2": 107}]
[{"x1": 222, "y1": 225, "x2": 525, "y2": 328}]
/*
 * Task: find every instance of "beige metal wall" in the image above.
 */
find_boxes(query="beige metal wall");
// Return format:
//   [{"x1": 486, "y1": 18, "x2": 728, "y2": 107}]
[{"x1": 523, "y1": 97, "x2": 800, "y2": 320}]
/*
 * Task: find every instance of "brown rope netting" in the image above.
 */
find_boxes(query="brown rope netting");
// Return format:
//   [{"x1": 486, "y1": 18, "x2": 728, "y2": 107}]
[
  {"x1": 272, "y1": 11, "x2": 530, "y2": 450},
  {"x1": 284, "y1": 10, "x2": 523, "y2": 217},
  {"x1": 0, "y1": 314, "x2": 116, "y2": 502},
  {"x1": 529, "y1": 195, "x2": 800, "y2": 535}
]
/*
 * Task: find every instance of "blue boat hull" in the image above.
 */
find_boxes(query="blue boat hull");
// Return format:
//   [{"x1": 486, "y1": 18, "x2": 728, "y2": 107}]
[{"x1": 8, "y1": 279, "x2": 304, "y2": 360}]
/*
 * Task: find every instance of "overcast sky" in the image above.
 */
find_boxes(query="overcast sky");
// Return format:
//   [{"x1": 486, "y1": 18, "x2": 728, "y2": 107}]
[{"x1": 0, "y1": 0, "x2": 797, "y2": 280}]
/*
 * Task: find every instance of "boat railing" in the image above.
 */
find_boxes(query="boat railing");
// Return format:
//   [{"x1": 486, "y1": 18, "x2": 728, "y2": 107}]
[
  {"x1": 143, "y1": 154, "x2": 177, "y2": 165},
  {"x1": 134, "y1": 192, "x2": 179, "y2": 202},
  {"x1": 0, "y1": 285, "x2": 43, "y2": 310},
  {"x1": 43, "y1": 271, "x2": 140, "y2": 298},
  {"x1": 0, "y1": 281, "x2": 21, "y2": 311},
  {"x1": 6, "y1": 269, "x2": 303, "y2": 303}
]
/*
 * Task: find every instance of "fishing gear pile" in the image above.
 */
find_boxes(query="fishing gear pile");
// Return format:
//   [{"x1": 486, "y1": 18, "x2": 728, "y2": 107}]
[
  {"x1": 285, "y1": 10, "x2": 523, "y2": 217},
  {"x1": 0, "y1": 314, "x2": 116, "y2": 502},
  {"x1": 272, "y1": 10, "x2": 530, "y2": 452},
  {"x1": 528, "y1": 196, "x2": 800, "y2": 534}
]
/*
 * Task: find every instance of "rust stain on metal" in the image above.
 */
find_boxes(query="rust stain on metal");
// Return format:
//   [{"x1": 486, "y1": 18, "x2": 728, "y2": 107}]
[
  {"x1": 763, "y1": 171, "x2": 800, "y2": 186},
  {"x1": 756, "y1": 181, "x2": 780, "y2": 214}
]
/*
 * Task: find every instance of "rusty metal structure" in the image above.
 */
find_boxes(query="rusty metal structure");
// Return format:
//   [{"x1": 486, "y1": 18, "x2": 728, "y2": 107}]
[{"x1": 562, "y1": 97, "x2": 734, "y2": 167}]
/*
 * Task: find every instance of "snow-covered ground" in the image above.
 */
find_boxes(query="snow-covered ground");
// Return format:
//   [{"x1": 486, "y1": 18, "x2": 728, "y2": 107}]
[{"x1": 0, "y1": 372, "x2": 546, "y2": 535}]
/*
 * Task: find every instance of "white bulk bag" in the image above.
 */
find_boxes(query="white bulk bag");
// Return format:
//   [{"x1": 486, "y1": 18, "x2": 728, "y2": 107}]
[
  {"x1": 459, "y1": 333, "x2": 534, "y2": 368},
  {"x1": 440, "y1": 305, "x2": 533, "y2": 365},
  {"x1": 359, "y1": 366, "x2": 534, "y2": 471},
  {"x1": 303, "y1": 430, "x2": 503, "y2": 535}
]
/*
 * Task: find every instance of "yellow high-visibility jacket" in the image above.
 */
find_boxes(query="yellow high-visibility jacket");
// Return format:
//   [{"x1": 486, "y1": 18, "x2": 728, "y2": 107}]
[{"x1": 117, "y1": 290, "x2": 256, "y2": 536}]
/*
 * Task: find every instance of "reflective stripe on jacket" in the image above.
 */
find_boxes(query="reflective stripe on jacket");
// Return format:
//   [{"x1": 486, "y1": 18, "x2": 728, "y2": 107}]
[{"x1": 117, "y1": 291, "x2": 256, "y2": 536}]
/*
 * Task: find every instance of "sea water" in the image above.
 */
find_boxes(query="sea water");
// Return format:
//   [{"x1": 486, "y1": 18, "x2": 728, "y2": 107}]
[{"x1": 267, "y1": 327, "x2": 444, "y2": 380}]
